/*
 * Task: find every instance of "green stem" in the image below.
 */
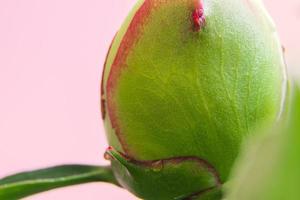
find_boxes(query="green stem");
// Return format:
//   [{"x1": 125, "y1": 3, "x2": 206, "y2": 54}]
[{"x1": 0, "y1": 165, "x2": 119, "y2": 200}]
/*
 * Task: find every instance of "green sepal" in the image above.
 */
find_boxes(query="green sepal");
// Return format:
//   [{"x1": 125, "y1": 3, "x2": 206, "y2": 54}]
[
  {"x1": 106, "y1": 148, "x2": 222, "y2": 200},
  {"x1": 188, "y1": 187, "x2": 222, "y2": 200},
  {"x1": 0, "y1": 165, "x2": 119, "y2": 200}
]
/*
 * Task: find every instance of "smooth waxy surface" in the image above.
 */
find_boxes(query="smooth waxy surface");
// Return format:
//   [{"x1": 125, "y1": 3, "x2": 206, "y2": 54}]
[{"x1": 102, "y1": 0, "x2": 286, "y2": 195}]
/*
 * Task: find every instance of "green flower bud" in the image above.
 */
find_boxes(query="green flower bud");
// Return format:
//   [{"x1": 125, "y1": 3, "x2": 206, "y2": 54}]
[{"x1": 101, "y1": 0, "x2": 287, "y2": 199}]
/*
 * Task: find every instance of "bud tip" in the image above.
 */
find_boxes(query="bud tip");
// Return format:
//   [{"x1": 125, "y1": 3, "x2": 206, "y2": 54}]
[{"x1": 192, "y1": 0, "x2": 206, "y2": 31}]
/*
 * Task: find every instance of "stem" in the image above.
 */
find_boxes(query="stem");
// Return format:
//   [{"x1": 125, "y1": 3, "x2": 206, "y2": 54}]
[{"x1": 0, "y1": 165, "x2": 119, "y2": 200}]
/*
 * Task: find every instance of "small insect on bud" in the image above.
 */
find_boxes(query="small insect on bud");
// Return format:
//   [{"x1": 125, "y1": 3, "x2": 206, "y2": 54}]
[{"x1": 192, "y1": 0, "x2": 206, "y2": 31}]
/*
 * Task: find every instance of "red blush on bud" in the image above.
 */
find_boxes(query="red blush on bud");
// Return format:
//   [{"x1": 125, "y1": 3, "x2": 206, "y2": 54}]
[{"x1": 192, "y1": 0, "x2": 206, "y2": 31}]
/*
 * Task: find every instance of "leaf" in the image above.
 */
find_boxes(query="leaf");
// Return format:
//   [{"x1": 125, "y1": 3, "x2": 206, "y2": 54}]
[
  {"x1": 0, "y1": 165, "x2": 119, "y2": 200},
  {"x1": 225, "y1": 83, "x2": 300, "y2": 200}
]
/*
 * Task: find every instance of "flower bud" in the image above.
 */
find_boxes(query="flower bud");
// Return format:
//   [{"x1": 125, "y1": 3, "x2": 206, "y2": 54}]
[{"x1": 101, "y1": 0, "x2": 287, "y2": 199}]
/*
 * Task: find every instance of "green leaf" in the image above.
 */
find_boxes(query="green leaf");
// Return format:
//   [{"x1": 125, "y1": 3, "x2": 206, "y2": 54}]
[
  {"x1": 0, "y1": 165, "x2": 119, "y2": 200},
  {"x1": 225, "y1": 83, "x2": 300, "y2": 200}
]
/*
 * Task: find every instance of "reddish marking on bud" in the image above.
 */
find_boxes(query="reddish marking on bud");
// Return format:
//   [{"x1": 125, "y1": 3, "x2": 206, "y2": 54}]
[
  {"x1": 104, "y1": 152, "x2": 112, "y2": 160},
  {"x1": 104, "y1": 146, "x2": 114, "y2": 160},
  {"x1": 101, "y1": 33, "x2": 118, "y2": 120},
  {"x1": 106, "y1": 0, "x2": 153, "y2": 155},
  {"x1": 107, "y1": 146, "x2": 113, "y2": 151},
  {"x1": 192, "y1": 0, "x2": 206, "y2": 31}
]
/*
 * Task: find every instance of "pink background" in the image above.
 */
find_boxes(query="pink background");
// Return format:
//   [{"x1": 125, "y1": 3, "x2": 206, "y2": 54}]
[{"x1": 0, "y1": 1, "x2": 299, "y2": 199}]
